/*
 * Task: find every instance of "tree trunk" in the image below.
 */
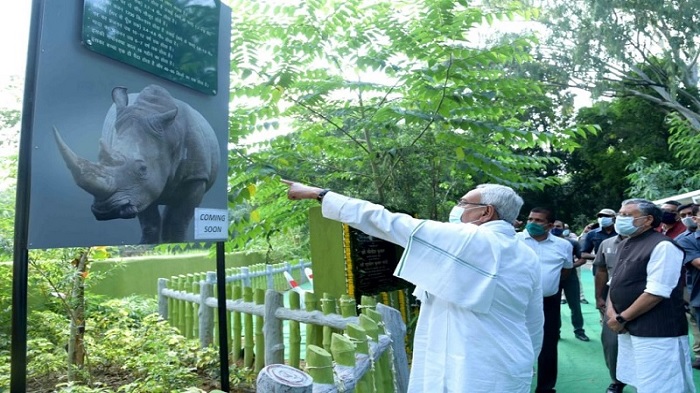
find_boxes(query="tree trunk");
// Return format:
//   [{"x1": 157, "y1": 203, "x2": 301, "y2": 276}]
[
  {"x1": 67, "y1": 251, "x2": 88, "y2": 381},
  {"x1": 256, "y1": 364, "x2": 312, "y2": 393}
]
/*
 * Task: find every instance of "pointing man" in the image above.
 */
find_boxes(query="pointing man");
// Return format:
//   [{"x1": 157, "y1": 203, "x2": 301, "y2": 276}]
[{"x1": 284, "y1": 180, "x2": 544, "y2": 392}]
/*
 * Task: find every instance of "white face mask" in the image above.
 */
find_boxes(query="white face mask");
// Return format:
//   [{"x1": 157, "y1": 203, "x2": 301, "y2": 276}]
[
  {"x1": 449, "y1": 205, "x2": 485, "y2": 224},
  {"x1": 449, "y1": 206, "x2": 465, "y2": 223}
]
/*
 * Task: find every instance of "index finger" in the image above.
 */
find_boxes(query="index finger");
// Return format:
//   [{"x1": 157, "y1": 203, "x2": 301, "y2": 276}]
[{"x1": 280, "y1": 179, "x2": 295, "y2": 186}]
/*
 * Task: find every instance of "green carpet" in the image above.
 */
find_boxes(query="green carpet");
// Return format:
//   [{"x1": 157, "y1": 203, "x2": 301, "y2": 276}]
[{"x1": 541, "y1": 265, "x2": 700, "y2": 392}]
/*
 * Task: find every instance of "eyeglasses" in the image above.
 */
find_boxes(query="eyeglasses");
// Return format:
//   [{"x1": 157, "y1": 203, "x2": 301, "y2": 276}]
[
  {"x1": 616, "y1": 214, "x2": 650, "y2": 220},
  {"x1": 457, "y1": 200, "x2": 489, "y2": 208}
]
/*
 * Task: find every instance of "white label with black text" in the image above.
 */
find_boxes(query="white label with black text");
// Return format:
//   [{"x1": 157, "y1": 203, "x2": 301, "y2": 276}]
[{"x1": 194, "y1": 208, "x2": 229, "y2": 240}]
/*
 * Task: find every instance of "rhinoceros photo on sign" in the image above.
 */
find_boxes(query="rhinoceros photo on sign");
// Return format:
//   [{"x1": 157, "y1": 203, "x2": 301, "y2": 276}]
[{"x1": 52, "y1": 84, "x2": 220, "y2": 244}]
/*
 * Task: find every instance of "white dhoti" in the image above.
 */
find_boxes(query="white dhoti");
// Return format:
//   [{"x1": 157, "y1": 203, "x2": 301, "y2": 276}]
[{"x1": 617, "y1": 334, "x2": 696, "y2": 393}]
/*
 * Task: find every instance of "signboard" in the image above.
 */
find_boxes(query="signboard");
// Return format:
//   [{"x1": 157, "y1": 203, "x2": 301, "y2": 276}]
[
  {"x1": 26, "y1": 0, "x2": 231, "y2": 248},
  {"x1": 346, "y1": 226, "x2": 411, "y2": 296},
  {"x1": 82, "y1": 0, "x2": 219, "y2": 95}
]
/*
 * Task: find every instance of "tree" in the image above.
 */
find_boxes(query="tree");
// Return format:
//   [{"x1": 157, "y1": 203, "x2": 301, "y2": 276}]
[
  {"x1": 535, "y1": 0, "x2": 700, "y2": 131},
  {"x1": 225, "y1": 0, "x2": 591, "y2": 253},
  {"x1": 542, "y1": 95, "x2": 676, "y2": 226}
]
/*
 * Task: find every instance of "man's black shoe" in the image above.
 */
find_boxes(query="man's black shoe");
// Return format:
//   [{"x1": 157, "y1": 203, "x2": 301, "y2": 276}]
[
  {"x1": 575, "y1": 332, "x2": 590, "y2": 342},
  {"x1": 692, "y1": 358, "x2": 700, "y2": 369},
  {"x1": 580, "y1": 298, "x2": 589, "y2": 304},
  {"x1": 605, "y1": 382, "x2": 625, "y2": 393}
]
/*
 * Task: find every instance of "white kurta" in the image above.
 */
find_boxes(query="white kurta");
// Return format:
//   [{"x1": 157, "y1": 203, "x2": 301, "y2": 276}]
[{"x1": 322, "y1": 192, "x2": 544, "y2": 393}]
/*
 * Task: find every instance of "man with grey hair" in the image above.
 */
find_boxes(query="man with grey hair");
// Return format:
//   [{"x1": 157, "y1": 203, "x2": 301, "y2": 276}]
[
  {"x1": 606, "y1": 198, "x2": 695, "y2": 393},
  {"x1": 283, "y1": 180, "x2": 544, "y2": 393}
]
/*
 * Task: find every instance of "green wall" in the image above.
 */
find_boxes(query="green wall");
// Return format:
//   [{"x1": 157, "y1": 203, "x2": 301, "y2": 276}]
[
  {"x1": 308, "y1": 206, "x2": 347, "y2": 299},
  {"x1": 90, "y1": 251, "x2": 265, "y2": 298}
]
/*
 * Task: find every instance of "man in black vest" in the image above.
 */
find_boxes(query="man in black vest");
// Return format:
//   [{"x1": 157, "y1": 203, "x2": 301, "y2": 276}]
[{"x1": 606, "y1": 198, "x2": 695, "y2": 393}]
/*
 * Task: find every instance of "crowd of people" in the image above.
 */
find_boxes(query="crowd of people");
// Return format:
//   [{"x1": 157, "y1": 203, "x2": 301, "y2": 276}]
[{"x1": 283, "y1": 179, "x2": 698, "y2": 393}]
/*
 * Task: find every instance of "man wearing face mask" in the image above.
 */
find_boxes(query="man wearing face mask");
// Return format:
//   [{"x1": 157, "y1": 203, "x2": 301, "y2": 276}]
[
  {"x1": 581, "y1": 209, "x2": 618, "y2": 275},
  {"x1": 606, "y1": 199, "x2": 695, "y2": 393},
  {"x1": 674, "y1": 203, "x2": 700, "y2": 369},
  {"x1": 658, "y1": 200, "x2": 686, "y2": 239},
  {"x1": 283, "y1": 180, "x2": 544, "y2": 393},
  {"x1": 519, "y1": 208, "x2": 573, "y2": 393}
]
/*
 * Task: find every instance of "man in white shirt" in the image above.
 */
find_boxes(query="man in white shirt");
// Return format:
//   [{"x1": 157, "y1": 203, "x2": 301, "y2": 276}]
[
  {"x1": 284, "y1": 180, "x2": 544, "y2": 393},
  {"x1": 519, "y1": 207, "x2": 573, "y2": 393}
]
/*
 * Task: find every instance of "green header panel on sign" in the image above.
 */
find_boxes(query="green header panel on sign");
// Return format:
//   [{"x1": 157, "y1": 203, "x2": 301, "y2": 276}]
[{"x1": 82, "y1": 0, "x2": 220, "y2": 95}]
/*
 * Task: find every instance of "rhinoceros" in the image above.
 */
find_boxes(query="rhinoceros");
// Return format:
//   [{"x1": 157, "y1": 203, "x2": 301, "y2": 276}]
[{"x1": 53, "y1": 84, "x2": 220, "y2": 244}]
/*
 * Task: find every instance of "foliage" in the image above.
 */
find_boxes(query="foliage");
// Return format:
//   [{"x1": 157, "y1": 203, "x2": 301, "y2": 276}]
[
  {"x1": 626, "y1": 157, "x2": 700, "y2": 201},
  {"x1": 534, "y1": 0, "x2": 700, "y2": 131},
  {"x1": 0, "y1": 296, "x2": 228, "y2": 392},
  {"x1": 225, "y1": 0, "x2": 594, "y2": 253},
  {"x1": 522, "y1": 96, "x2": 679, "y2": 225}
]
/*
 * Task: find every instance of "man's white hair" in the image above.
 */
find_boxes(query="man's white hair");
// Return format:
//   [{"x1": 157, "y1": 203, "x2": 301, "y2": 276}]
[{"x1": 476, "y1": 184, "x2": 523, "y2": 224}]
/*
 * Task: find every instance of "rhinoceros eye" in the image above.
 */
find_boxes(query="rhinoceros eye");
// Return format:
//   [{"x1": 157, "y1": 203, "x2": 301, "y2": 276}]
[{"x1": 135, "y1": 160, "x2": 148, "y2": 179}]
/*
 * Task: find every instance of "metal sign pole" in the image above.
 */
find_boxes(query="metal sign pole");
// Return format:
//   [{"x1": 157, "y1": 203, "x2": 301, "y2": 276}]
[
  {"x1": 11, "y1": 1, "x2": 42, "y2": 391},
  {"x1": 215, "y1": 241, "x2": 230, "y2": 391}
]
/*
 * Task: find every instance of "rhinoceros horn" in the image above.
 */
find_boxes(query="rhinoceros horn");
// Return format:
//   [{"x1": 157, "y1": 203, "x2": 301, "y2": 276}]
[{"x1": 53, "y1": 126, "x2": 116, "y2": 198}]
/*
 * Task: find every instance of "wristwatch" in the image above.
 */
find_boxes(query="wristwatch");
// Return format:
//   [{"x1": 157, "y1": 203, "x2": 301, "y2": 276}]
[
  {"x1": 615, "y1": 314, "x2": 627, "y2": 325},
  {"x1": 317, "y1": 189, "x2": 330, "y2": 203}
]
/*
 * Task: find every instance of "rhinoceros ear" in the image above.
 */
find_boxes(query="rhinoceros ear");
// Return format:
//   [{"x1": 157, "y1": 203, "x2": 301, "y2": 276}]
[
  {"x1": 111, "y1": 86, "x2": 129, "y2": 109},
  {"x1": 148, "y1": 108, "x2": 178, "y2": 135}
]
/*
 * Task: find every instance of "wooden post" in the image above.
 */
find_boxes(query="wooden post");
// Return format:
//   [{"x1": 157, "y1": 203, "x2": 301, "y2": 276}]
[
  {"x1": 330, "y1": 333, "x2": 356, "y2": 389},
  {"x1": 157, "y1": 278, "x2": 168, "y2": 319},
  {"x1": 225, "y1": 278, "x2": 233, "y2": 349},
  {"x1": 304, "y1": 292, "x2": 320, "y2": 350},
  {"x1": 377, "y1": 303, "x2": 409, "y2": 393},
  {"x1": 266, "y1": 264, "x2": 275, "y2": 289},
  {"x1": 361, "y1": 295, "x2": 377, "y2": 313},
  {"x1": 167, "y1": 276, "x2": 175, "y2": 325},
  {"x1": 192, "y1": 279, "x2": 200, "y2": 338},
  {"x1": 264, "y1": 290, "x2": 285, "y2": 366},
  {"x1": 289, "y1": 291, "x2": 301, "y2": 369},
  {"x1": 257, "y1": 364, "x2": 312, "y2": 393},
  {"x1": 306, "y1": 345, "x2": 334, "y2": 388},
  {"x1": 339, "y1": 294, "x2": 356, "y2": 318},
  {"x1": 366, "y1": 308, "x2": 394, "y2": 393},
  {"x1": 208, "y1": 272, "x2": 219, "y2": 345},
  {"x1": 255, "y1": 288, "x2": 266, "y2": 372},
  {"x1": 231, "y1": 284, "x2": 243, "y2": 361},
  {"x1": 184, "y1": 274, "x2": 194, "y2": 338},
  {"x1": 360, "y1": 314, "x2": 385, "y2": 392},
  {"x1": 199, "y1": 273, "x2": 214, "y2": 347},
  {"x1": 320, "y1": 293, "x2": 336, "y2": 353},
  {"x1": 243, "y1": 286, "x2": 255, "y2": 368},
  {"x1": 347, "y1": 323, "x2": 374, "y2": 393},
  {"x1": 177, "y1": 275, "x2": 187, "y2": 334}
]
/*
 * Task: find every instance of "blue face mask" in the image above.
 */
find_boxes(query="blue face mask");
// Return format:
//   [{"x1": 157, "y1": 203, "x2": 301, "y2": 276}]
[
  {"x1": 562, "y1": 229, "x2": 571, "y2": 237},
  {"x1": 550, "y1": 228, "x2": 564, "y2": 237},
  {"x1": 598, "y1": 217, "x2": 614, "y2": 228},
  {"x1": 526, "y1": 222, "x2": 547, "y2": 237},
  {"x1": 614, "y1": 216, "x2": 641, "y2": 236}
]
